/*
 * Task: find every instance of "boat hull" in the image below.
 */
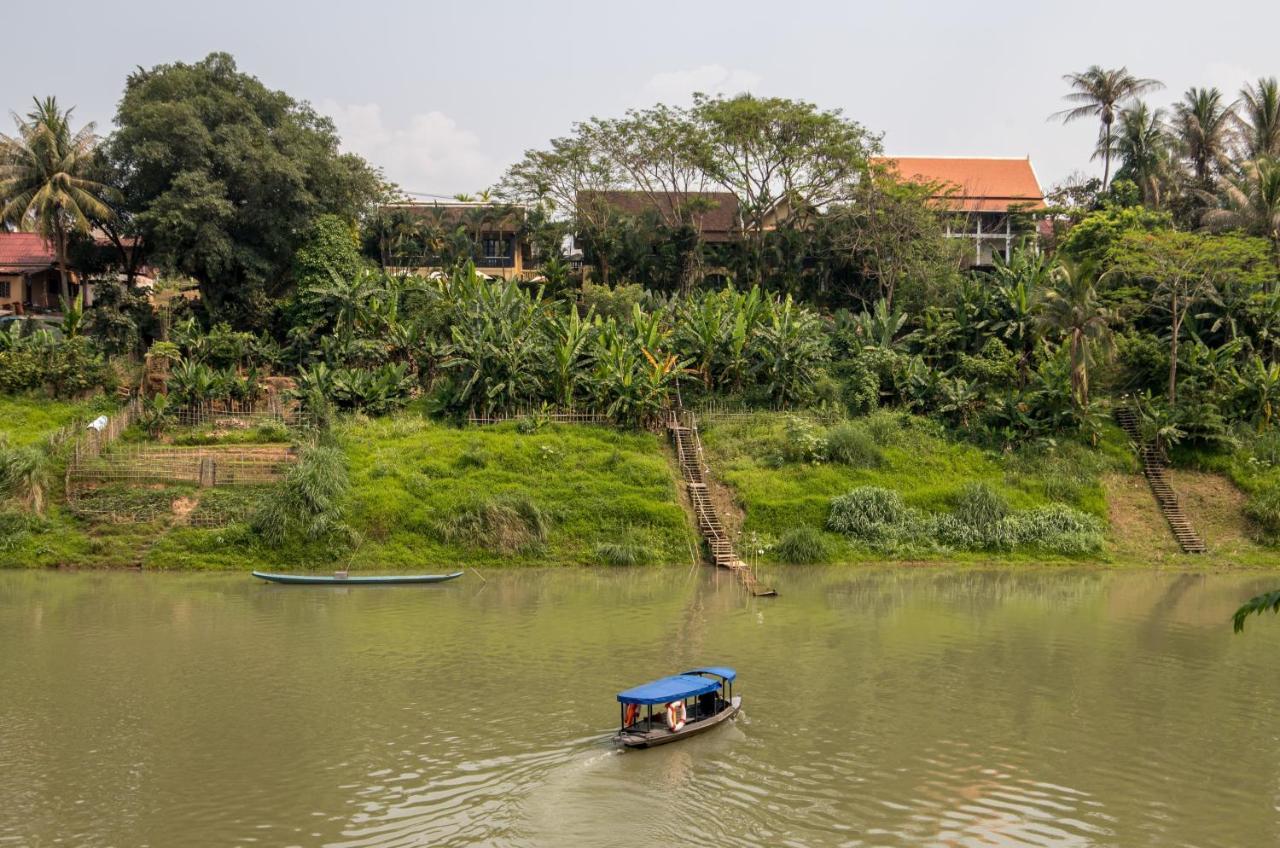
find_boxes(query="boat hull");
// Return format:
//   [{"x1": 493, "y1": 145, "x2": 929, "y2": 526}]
[
  {"x1": 251, "y1": 571, "x2": 463, "y2": 585},
  {"x1": 614, "y1": 696, "x2": 741, "y2": 748}
]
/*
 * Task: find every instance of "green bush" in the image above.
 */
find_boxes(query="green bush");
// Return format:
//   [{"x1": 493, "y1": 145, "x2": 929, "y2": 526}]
[
  {"x1": 774, "y1": 526, "x2": 832, "y2": 563},
  {"x1": 777, "y1": 416, "x2": 828, "y2": 464},
  {"x1": 825, "y1": 422, "x2": 884, "y2": 468},
  {"x1": 827, "y1": 486, "x2": 912, "y2": 540},
  {"x1": 436, "y1": 493, "x2": 550, "y2": 554},
  {"x1": 827, "y1": 482, "x2": 1102, "y2": 556},
  {"x1": 252, "y1": 446, "x2": 351, "y2": 546},
  {"x1": 594, "y1": 539, "x2": 651, "y2": 566},
  {"x1": 1003, "y1": 504, "x2": 1104, "y2": 554},
  {"x1": 862, "y1": 409, "x2": 906, "y2": 447},
  {"x1": 952, "y1": 482, "x2": 1009, "y2": 530},
  {"x1": 0, "y1": 508, "x2": 49, "y2": 552},
  {"x1": 1245, "y1": 487, "x2": 1280, "y2": 540},
  {"x1": 0, "y1": 441, "x2": 49, "y2": 514}
]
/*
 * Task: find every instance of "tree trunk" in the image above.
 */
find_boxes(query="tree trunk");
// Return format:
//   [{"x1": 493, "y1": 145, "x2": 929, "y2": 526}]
[
  {"x1": 54, "y1": 224, "x2": 72, "y2": 305},
  {"x1": 1101, "y1": 121, "x2": 1113, "y2": 191},
  {"x1": 1169, "y1": 298, "x2": 1181, "y2": 406}
]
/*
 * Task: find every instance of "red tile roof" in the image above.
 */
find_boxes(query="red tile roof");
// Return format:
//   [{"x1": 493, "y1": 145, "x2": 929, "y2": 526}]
[
  {"x1": 871, "y1": 157, "x2": 1046, "y2": 212},
  {"x1": 0, "y1": 232, "x2": 57, "y2": 272}
]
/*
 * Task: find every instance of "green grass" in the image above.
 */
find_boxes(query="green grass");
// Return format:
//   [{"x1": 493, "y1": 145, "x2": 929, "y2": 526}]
[
  {"x1": 0, "y1": 393, "x2": 116, "y2": 447},
  {"x1": 701, "y1": 411, "x2": 1130, "y2": 564},
  {"x1": 143, "y1": 415, "x2": 696, "y2": 569}
]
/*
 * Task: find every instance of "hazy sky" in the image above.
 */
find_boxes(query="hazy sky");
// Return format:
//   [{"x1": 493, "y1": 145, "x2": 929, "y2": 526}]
[{"x1": 4, "y1": 1, "x2": 1277, "y2": 197}]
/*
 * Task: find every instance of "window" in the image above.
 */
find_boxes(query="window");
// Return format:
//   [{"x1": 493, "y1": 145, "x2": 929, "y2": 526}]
[
  {"x1": 0, "y1": 280, "x2": 10, "y2": 299},
  {"x1": 482, "y1": 237, "x2": 511, "y2": 260}
]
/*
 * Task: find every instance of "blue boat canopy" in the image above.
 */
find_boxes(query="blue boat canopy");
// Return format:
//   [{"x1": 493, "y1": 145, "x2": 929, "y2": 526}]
[
  {"x1": 617, "y1": 674, "x2": 722, "y2": 705},
  {"x1": 684, "y1": 666, "x2": 736, "y2": 682}
]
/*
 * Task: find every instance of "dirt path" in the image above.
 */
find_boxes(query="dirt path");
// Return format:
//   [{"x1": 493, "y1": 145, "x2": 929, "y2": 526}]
[{"x1": 1104, "y1": 471, "x2": 1273, "y2": 566}]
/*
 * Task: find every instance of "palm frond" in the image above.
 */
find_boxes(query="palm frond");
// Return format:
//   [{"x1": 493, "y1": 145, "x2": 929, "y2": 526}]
[{"x1": 1233, "y1": 589, "x2": 1280, "y2": 632}]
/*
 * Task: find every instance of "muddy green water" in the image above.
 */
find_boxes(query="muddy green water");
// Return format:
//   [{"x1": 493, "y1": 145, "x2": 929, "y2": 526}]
[{"x1": 1, "y1": 567, "x2": 1279, "y2": 847}]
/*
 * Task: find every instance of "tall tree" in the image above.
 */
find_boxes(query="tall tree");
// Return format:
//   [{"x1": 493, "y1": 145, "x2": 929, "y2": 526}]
[
  {"x1": 499, "y1": 128, "x2": 623, "y2": 280},
  {"x1": 0, "y1": 97, "x2": 117, "y2": 302},
  {"x1": 1203, "y1": 157, "x2": 1280, "y2": 266},
  {"x1": 1102, "y1": 101, "x2": 1171, "y2": 207},
  {"x1": 1238, "y1": 77, "x2": 1280, "y2": 160},
  {"x1": 693, "y1": 93, "x2": 876, "y2": 283},
  {"x1": 828, "y1": 171, "x2": 955, "y2": 310},
  {"x1": 1036, "y1": 260, "x2": 1115, "y2": 409},
  {"x1": 106, "y1": 52, "x2": 382, "y2": 328},
  {"x1": 1172, "y1": 87, "x2": 1235, "y2": 191},
  {"x1": 1110, "y1": 230, "x2": 1261, "y2": 403},
  {"x1": 586, "y1": 105, "x2": 714, "y2": 290},
  {"x1": 1054, "y1": 66, "x2": 1163, "y2": 190}
]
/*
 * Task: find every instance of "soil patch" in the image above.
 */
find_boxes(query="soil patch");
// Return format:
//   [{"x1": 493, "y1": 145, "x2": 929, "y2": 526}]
[{"x1": 1104, "y1": 471, "x2": 1274, "y2": 566}]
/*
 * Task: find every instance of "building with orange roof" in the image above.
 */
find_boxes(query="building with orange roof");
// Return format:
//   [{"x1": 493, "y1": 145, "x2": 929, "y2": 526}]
[{"x1": 870, "y1": 156, "x2": 1046, "y2": 267}]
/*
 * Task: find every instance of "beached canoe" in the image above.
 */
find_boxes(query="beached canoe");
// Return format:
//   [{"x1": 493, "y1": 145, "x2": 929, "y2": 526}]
[{"x1": 251, "y1": 571, "x2": 464, "y2": 585}]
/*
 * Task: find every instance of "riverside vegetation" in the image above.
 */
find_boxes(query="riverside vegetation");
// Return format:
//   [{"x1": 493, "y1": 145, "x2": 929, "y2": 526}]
[{"x1": 4, "y1": 55, "x2": 1280, "y2": 572}]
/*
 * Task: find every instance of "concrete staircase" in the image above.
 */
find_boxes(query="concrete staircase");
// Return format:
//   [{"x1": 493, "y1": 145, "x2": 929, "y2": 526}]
[
  {"x1": 1114, "y1": 407, "x2": 1207, "y2": 554},
  {"x1": 668, "y1": 411, "x2": 776, "y2": 596}
]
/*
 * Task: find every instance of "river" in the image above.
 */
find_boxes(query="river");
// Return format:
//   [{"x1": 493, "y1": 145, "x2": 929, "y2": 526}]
[{"x1": 1, "y1": 567, "x2": 1278, "y2": 847}]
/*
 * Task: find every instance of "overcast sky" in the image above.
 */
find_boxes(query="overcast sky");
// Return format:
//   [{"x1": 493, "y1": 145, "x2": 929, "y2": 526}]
[{"x1": 3, "y1": 1, "x2": 1277, "y2": 197}]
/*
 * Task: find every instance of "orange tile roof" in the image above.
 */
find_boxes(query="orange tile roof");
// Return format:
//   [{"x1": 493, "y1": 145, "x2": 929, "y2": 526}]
[
  {"x1": 871, "y1": 156, "x2": 1046, "y2": 213},
  {"x1": 0, "y1": 232, "x2": 56, "y2": 271}
]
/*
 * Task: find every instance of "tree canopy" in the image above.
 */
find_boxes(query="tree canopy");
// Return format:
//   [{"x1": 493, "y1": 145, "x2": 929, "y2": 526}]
[{"x1": 106, "y1": 52, "x2": 383, "y2": 327}]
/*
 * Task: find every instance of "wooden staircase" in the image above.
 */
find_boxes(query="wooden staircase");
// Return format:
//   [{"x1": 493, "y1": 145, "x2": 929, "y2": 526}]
[
  {"x1": 668, "y1": 411, "x2": 776, "y2": 597},
  {"x1": 1114, "y1": 407, "x2": 1207, "y2": 554}
]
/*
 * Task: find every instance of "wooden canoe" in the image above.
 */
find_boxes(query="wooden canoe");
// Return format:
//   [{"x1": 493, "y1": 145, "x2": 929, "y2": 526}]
[{"x1": 251, "y1": 571, "x2": 464, "y2": 585}]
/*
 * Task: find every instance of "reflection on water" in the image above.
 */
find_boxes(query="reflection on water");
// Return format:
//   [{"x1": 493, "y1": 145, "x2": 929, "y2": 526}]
[{"x1": 1, "y1": 566, "x2": 1278, "y2": 846}]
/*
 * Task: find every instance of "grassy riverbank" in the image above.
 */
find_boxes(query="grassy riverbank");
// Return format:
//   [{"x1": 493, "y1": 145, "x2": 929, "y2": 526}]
[
  {"x1": 147, "y1": 416, "x2": 696, "y2": 569},
  {"x1": 3, "y1": 402, "x2": 1276, "y2": 570},
  {"x1": 1, "y1": 413, "x2": 696, "y2": 570},
  {"x1": 698, "y1": 411, "x2": 1276, "y2": 567}
]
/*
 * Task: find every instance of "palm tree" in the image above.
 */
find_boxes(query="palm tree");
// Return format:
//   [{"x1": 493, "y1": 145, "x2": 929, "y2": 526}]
[
  {"x1": 1054, "y1": 66, "x2": 1163, "y2": 190},
  {"x1": 1037, "y1": 261, "x2": 1116, "y2": 409},
  {"x1": 1204, "y1": 157, "x2": 1280, "y2": 265},
  {"x1": 1238, "y1": 77, "x2": 1280, "y2": 160},
  {"x1": 1100, "y1": 101, "x2": 1171, "y2": 207},
  {"x1": 1173, "y1": 87, "x2": 1236, "y2": 190},
  {"x1": 0, "y1": 97, "x2": 117, "y2": 303}
]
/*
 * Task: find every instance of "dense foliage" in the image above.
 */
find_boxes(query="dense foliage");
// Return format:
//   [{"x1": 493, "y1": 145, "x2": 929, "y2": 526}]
[{"x1": 104, "y1": 53, "x2": 383, "y2": 327}]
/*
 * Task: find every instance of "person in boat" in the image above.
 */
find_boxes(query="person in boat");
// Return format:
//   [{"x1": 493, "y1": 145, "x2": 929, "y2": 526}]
[{"x1": 666, "y1": 700, "x2": 687, "y2": 731}]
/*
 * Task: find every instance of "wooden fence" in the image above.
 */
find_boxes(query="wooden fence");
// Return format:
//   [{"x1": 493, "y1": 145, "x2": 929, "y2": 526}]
[
  {"x1": 467, "y1": 406, "x2": 614, "y2": 426},
  {"x1": 171, "y1": 398, "x2": 308, "y2": 428},
  {"x1": 690, "y1": 400, "x2": 844, "y2": 425}
]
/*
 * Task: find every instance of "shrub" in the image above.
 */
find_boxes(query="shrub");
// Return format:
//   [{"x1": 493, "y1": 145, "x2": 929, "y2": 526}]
[
  {"x1": 836, "y1": 357, "x2": 880, "y2": 416},
  {"x1": 252, "y1": 421, "x2": 290, "y2": 443},
  {"x1": 825, "y1": 423, "x2": 884, "y2": 468},
  {"x1": 252, "y1": 446, "x2": 350, "y2": 546},
  {"x1": 436, "y1": 493, "x2": 549, "y2": 554},
  {"x1": 778, "y1": 416, "x2": 827, "y2": 464},
  {"x1": 827, "y1": 487, "x2": 913, "y2": 540},
  {"x1": 1249, "y1": 430, "x2": 1280, "y2": 468},
  {"x1": 0, "y1": 441, "x2": 49, "y2": 514},
  {"x1": 0, "y1": 508, "x2": 49, "y2": 552},
  {"x1": 862, "y1": 409, "x2": 906, "y2": 447},
  {"x1": 1003, "y1": 504, "x2": 1104, "y2": 554},
  {"x1": 137, "y1": 395, "x2": 173, "y2": 438},
  {"x1": 594, "y1": 539, "x2": 651, "y2": 566},
  {"x1": 1245, "y1": 487, "x2": 1280, "y2": 541},
  {"x1": 774, "y1": 526, "x2": 832, "y2": 563},
  {"x1": 952, "y1": 482, "x2": 1009, "y2": 530}
]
